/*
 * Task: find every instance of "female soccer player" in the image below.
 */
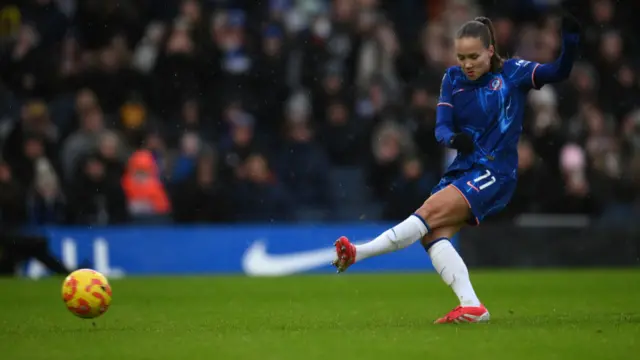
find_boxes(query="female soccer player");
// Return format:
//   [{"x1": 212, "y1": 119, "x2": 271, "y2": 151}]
[{"x1": 332, "y1": 11, "x2": 581, "y2": 323}]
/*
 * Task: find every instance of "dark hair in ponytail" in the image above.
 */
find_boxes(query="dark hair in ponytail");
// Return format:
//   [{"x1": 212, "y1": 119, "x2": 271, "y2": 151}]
[{"x1": 456, "y1": 16, "x2": 504, "y2": 72}]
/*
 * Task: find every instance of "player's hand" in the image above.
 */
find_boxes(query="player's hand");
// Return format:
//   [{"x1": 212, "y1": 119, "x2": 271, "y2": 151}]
[
  {"x1": 559, "y1": 1, "x2": 581, "y2": 36},
  {"x1": 561, "y1": 12, "x2": 581, "y2": 35},
  {"x1": 449, "y1": 133, "x2": 474, "y2": 154}
]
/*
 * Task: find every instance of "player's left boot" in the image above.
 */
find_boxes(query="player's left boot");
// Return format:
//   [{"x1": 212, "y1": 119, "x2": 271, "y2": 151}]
[
  {"x1": 331, "y1": 236, "x2": 356, "y2": 273},
  {"x1": 434, "y1": 304, "x2": 490, "y2": 324}
]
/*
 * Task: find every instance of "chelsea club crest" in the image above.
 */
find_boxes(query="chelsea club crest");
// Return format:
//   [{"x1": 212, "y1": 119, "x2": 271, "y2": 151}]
[{"x1": 489, "y1": 77, "x2": 502, "y2": 91}]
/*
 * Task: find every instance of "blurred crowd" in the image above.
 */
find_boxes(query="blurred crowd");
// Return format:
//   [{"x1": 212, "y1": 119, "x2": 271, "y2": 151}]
[{"x1": 1, "y1": 0, "x2": 640, "y2": 227}]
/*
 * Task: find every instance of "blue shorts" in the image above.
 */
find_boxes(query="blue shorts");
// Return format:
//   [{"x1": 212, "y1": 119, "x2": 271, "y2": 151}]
[{"x1": 431, "y1": 167, "x2": 516, "y2": 225}]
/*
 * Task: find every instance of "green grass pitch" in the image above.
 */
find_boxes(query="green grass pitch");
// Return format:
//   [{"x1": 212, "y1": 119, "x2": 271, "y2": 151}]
[{"x1": 1, "y1": 269, "x2": 639, "y2": 359}]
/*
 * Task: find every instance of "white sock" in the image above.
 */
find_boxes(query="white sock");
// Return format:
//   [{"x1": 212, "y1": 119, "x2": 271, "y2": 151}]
[
  {"x1": 427, "y1": 239, "x2": 481, "y2": 307},
  {"x1": 356, "y1": 214, "x2": 429, "y2": 261}
]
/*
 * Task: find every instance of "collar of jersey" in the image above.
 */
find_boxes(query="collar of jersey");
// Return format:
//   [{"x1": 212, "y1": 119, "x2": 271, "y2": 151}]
[{"x1": 457, "y1": 70, "x2": 495, "y2": 87}]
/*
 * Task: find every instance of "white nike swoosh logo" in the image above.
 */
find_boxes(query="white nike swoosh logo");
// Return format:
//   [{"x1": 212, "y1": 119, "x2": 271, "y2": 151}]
[{"x1": 242, "y1": 239, "x2": 340, "y2": 276}]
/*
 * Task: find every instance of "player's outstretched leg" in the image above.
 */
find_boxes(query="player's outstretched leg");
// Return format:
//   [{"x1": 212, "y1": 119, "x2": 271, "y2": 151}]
[
  {"x1": 331, "y1": 186, "x2": 469, "y2": 273},
  {"x1": 422, "y1": 226, "x2": 489, "y2": 324},
  {"x1": 331, "y1": 213, "x2": 429, "y2": 272}
]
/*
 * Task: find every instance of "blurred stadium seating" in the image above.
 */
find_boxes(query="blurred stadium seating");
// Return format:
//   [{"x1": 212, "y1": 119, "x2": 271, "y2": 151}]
[{"x1": 1, "y1": 0, "x2": 640, "y2": 228}]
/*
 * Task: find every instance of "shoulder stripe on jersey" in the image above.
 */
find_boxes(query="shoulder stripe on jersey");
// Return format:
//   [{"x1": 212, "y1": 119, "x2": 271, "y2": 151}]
[
  {"x1": 531, "y1": 63, "x2": 541, "y2": 89},
  {"x1": 437, "y1": 102, "x2": 453, "y2": 108}
]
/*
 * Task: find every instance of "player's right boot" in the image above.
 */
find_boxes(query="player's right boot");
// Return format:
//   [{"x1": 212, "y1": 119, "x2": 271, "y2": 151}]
[
  {"x1": 434, "y1": 304, "x2": 490, "y2": 324},
  {"x1": 331, "y1": 236, "x2": 356, "y2": 273}
]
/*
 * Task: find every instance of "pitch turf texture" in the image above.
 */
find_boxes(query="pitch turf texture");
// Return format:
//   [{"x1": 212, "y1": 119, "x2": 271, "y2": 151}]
[{"x1": 1, "y1": 270, "x2": 639, "y2": 360}]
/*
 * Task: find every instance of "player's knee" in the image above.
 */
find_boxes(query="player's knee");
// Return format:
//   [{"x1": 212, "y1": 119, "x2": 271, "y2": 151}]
[
  {"x1": 419, "y1": 234, "x2": 432, "y2": 248},
  {"x1": 420, "y1": 225, "x2": 460, "y2": 250},
  {"x1": 420, "y1": 232, "x2": 445, "y2": 248},
  {"x1": 416, "y1": 197, "x2": 451, "y2": 229},
  {"x1": 415, "y1": 201, "x2": 437, "y2": 224}
]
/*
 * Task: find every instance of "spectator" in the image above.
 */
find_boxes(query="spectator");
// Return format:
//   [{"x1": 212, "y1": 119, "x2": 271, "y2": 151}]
[
  {"x1": 166, "y1": 97, "x2": 216, "y2": 148},
  {"x1": 170, "y1": 153, "x2": 232, "y2": 223},
  {"x1": 151, "y1": 20, "x2": 200, "y2": 115},
  {"x1": 402, "y1": 84, "x2": 442, "y2": 173},
  {"x1": 60, "y1": 105, "x2": 106, "y2": 181},
  {"x1": 121, "y1": 149, "x2": 171, "y2": 223},
  {"x1": 366, "y1": 120, "x2": 415, "y2": 200},
  {"x1": 252, "y1": 23, "x2": 291, "y2": 132},
  {"x1": 96, "y1": 131, "x2": 127, "y2": 182},
  {"x1": 274, "y1": 117, "x2": 332, "y2": 215},
  {"x1": 234, "y1": 153, "x2": 295, "y2": 222},
  {"x1": 319, "y1": 99, "x2": 364, "y2": 166},
  {"x1": 383, "y1": 155, "x2": 438, "y2": 221},
  {"x1": 67, "y1": 154, "x2": 128, "y2": 225},
  {"x1": 555, "y1": 143, "x2": 601, "y2": 215},
  {"x1": 2, "y1": 24, "x2": 59, "y2": 100},
  {"x1": 3, "y1": 100, "x2": 60, "y2": 184},
  {"x1": 218, "y1": 111, "x2": 264, "y2": 183},
  {"x1": 502, "y1": 137, "x2": 557, "y2": 217},
  {"x1": 0, "y1": 0, "x2": 637, "y2": 225},
  {"x1": 26, "y1": 157, "x2": 67, "y2": 225}
]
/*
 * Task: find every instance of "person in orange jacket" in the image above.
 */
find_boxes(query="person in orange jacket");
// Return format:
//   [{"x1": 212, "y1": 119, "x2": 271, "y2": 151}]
[{"x1": 121, "y1": 149, "x2": 171, "y2": 218}]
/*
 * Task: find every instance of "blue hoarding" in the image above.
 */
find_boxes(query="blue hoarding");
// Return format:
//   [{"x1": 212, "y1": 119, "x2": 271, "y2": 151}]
[{"x1": 23, "y1": 224, "x2": 458, "y2": 278}]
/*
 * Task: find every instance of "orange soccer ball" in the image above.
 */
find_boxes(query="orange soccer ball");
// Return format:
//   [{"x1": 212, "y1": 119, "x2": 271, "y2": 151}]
[{"x1": 61, "y1": 269, "x2": 113, "y2": 319}]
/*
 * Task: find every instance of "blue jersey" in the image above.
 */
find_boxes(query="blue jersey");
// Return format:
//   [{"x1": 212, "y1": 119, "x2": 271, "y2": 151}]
[
  {"x1": 435, "y1": 34, "x2": 579, "y2": 179},
  {"x1": 435, "y1": 59, "x2": 540, "y2": 178}
]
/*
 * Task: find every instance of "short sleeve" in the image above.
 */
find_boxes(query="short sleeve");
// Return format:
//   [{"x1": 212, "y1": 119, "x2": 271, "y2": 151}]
[{"x1": 505, "y1": 58, "x2": 542, "y2": 90}]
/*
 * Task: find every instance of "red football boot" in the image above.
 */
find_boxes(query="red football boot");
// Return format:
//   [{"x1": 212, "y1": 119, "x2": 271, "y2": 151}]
[
  {"x1": 434, "y1": 304, "x2": 490, "y2": 324},
  {"x1": 331, "y1": 236, "x2": 356, "y2": 273}
]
